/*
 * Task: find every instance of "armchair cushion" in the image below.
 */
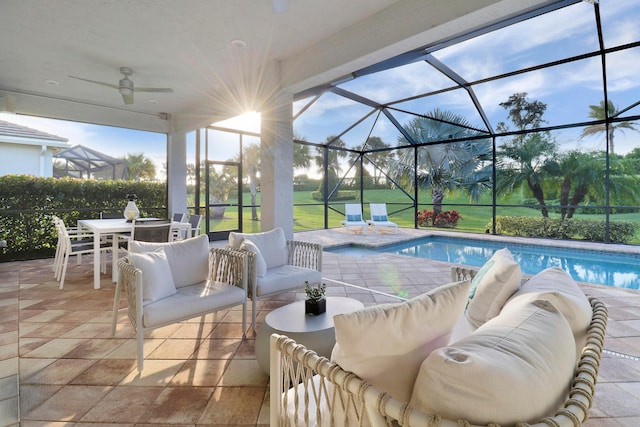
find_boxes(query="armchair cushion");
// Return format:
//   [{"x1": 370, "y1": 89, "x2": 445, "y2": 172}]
[
  {"x1": 256, "y1": 264, "x2": 322, "y2": 297},
  {"x1": 240, "y1": 240, "x2": 267, "y2": 277},
  {"x1": 466, "y1": 247, "x2": 521, "y2": 328},
  {"x1": 128, "y1": 248, "x2": 177, "y2": 305},
  {"x1": 331, "y1": 280, "x2": 470, "y2": 402},
  {"x1": 142, "y1": 280, "x2": 246, "y2": 328},
  {"x1": 129, "y1": 234, "x2": 209, "y2": 288},
  {"x1": 229, "y1": 227, "x2": 287, "y2": 269},
  {"x1": 411, "y1": 298, "x2": 576, "y2": 426}
]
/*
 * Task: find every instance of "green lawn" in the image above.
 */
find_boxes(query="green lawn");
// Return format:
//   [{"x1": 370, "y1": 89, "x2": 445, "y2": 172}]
[{"x1": 196, "y1": 189, "x2": 640, "y2": 244}]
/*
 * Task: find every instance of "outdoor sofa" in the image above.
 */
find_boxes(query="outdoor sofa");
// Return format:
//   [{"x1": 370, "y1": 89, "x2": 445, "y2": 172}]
[{"x1": 270, "y1": 249, "x2": 607, "y2": 427}]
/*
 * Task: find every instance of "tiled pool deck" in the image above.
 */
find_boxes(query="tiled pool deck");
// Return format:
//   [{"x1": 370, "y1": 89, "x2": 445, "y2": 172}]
[{"x1": 1, "y1": 228, "x2": 639, "y2": 426}]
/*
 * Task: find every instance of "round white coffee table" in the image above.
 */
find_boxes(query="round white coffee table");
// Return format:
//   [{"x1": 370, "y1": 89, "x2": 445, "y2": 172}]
[{"x1": 255, "y1": 296, "x2": 364, "y2": 374}]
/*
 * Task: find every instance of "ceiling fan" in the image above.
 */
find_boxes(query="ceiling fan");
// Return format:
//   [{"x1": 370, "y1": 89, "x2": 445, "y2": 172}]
[{"x1": 69, "y1": 67, "x2": 174, "y2": 105}]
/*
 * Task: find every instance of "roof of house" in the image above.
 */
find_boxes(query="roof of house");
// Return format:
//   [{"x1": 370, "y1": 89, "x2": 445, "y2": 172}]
[{"x1": 0, "y1": 119, "x2": 68, "y2": 143}]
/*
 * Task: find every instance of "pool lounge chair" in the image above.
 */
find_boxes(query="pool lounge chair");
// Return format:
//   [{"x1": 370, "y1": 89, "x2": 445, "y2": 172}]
[
  {"x1": 367, "y1": 203, "x2": 398, "y2": 234},
  {"x1": 341, "y1": 204, "x2": 368, "y2": 234}
]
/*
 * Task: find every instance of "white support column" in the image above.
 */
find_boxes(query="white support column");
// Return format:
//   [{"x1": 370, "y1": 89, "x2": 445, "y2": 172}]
[
  {"x1": 261, "y1": 92, "x2": 294, "y2": 239},
  {"x1": 167, "y1": 130, "x2": 188, "y2": 217}
]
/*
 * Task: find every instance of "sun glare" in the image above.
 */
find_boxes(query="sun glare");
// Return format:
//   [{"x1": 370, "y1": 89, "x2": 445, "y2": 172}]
[{"x1": 213, "y1": 111, "x2": 261, "y2": 133}]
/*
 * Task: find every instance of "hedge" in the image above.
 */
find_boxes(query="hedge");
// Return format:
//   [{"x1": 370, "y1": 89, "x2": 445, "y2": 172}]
[
  {"x1": 490, "y1": 216, "x2": 638, "y2": 244},
  {"x1": 0, "y1": 175, "x2": 167, "y2": 261}
]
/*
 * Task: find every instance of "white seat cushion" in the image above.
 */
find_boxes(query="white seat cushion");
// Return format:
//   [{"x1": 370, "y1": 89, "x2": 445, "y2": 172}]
[
  {"x1": 129, "y1": 234, "x2": 209, "y2": 288},
  {"x1": 128, "y1": 248, "x2": 177, "y2": 305},
  {"x1": 466, "y1": 247, "x2": 522, "y2": 328},
  {"x1": 229, "y1": 227, "x2": 288, "y2": 269},
  {"x1": 411, "y1": 298, "x2": 576, "y2": 426},
  {"x1": 143, "y1": 280, "x2": 246, "y2": 328},
  {"x1": 331, "y1": 280, "x2": 470, "y2": 402},
  {"x1": 256, "y1": 264, "x2": 322, "y2": 297}
]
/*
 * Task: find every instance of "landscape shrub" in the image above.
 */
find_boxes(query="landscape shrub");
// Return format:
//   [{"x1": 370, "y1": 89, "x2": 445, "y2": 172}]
[
  {"x1": 490, "y1": 216, "x2": 638, "y2": 244},
  {"x1": 311, "y1": 190, "x2": 358, "y2": 202},
  {"x1": 0, "y1": 175, "x2": 166, "y2": 261},
  {"x1": 417, "y1": 209, "x2": 462, "y2": 228}
]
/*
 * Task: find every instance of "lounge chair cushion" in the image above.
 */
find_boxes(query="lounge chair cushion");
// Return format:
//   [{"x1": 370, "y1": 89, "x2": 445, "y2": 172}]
[
  {"x1": 240, "y1": 240, "x2": 267, "y2": 277},
  {"x1": 505, "y1": 267, "x2": 592, "y2": 357},
  {"x1": 331, "y1": 280, "x2": 470, "y2": 402},
  {"x1": 371, "y1": 215, "x2": 387, "y2": 221},
  {"x1": 229, "y1": 227, "x2": 288, "y2": 269},
  {"x1": 128, "y1": 248, "x2": 177, "y2": 305},
  {"x1": 128, "y1": 234, "x2": 209, "y2": 288},
  {"x1": 346, "y1": 214, "x2": 363, "y2": 222},
  {"x1": 465, "y1": 248, "x2": 521, "y2": 328},
  {"x1": 411, "y1": 298, "x2": 575, "y2": 426}
]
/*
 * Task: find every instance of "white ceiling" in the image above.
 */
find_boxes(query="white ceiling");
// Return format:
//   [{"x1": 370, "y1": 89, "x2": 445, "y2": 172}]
[{"x1": 0, "y1": 0, "x2": 556, "y2": 133}]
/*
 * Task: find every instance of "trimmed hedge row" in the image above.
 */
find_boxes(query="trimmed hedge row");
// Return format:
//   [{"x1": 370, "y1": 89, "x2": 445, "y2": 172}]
[
  {"x1": 0, "y1": 175, "x2": 167, "y2": 262},
  {"x1": 490, "y1": 216, "x2": 638, "y2": 244},
  {"x1": 311, "y1": 190, "x2": 358, "y2": 202}
]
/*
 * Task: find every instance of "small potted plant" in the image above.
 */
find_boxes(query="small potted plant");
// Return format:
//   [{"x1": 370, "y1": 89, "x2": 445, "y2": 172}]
[{"x1": 305, "y1": 281, "x2": 327, "y2": 315}]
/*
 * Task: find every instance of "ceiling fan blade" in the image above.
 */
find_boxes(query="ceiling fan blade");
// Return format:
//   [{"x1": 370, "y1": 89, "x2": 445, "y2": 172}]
[
  {"x1": 68, "y1": 75, "x2": 119, "y2": 89},
  {"x1": 122, "y1": 92, "x2": 134, "y2": 105},
  {"x1": 134, "y1": 87, "x2": 174, "y2": 93}
]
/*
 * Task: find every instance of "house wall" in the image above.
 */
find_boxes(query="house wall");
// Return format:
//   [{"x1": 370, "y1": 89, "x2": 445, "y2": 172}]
[{"x1": 0, "y1": 142, "x2": 53, "y2": 177}]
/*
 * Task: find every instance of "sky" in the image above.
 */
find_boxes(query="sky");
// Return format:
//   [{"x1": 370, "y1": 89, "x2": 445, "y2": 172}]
[
  {"x1": 293, "y1": 0, "x2": 640, "y2": 156},
  {"x1": 2, "y1": 0, "x2": 639, "y2": 182}
]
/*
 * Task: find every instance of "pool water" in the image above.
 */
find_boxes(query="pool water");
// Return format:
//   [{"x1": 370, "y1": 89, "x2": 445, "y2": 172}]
[{"x1": 328, "y1": 236, "x2": 640, "y2": 289}]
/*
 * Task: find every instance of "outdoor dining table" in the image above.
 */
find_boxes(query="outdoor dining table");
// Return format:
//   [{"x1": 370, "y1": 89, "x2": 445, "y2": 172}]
[{"x1": 77, "y1": 218, "x2": 190, "y2": 289}]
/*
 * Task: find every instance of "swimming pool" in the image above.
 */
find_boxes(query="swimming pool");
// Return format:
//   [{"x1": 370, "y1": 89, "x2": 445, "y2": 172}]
[{"x1": 328, "y1": 236, "x2": 640, "y2": 290}]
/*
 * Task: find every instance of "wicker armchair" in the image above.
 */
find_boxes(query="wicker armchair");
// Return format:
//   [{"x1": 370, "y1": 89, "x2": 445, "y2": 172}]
[
  {"x1": 113, "y1": 246, "x2": 248, "y2": 371},
  {"x1": 228, "y1": 228, "x2": 322, "y2": 332},
  {"x1": 270, "y1": 282, "x2": 607, "y2": 426}
]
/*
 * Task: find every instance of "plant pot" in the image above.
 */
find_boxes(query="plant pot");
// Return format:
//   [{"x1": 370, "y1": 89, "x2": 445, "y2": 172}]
[{"x1": 305, "y1": 298, "x2": 326, "y2": 316}]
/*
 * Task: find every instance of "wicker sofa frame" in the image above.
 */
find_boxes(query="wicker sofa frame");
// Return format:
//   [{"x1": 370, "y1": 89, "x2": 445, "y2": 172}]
[{"x1": 269, "y1": 268, "x2": 608, "y2": 427}]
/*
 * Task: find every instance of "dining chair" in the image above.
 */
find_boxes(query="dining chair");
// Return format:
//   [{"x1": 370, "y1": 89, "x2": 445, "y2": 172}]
[
  {"x1": 130, "y1": 219, "x2": 173, "y2": 243},
  {"x1": 187, "y1": 214, "x2": 203, "y2": 238},
  {"x1": 171, "y1": 212, "x2": 187, "y2": 240},
  {"x1": 53, "y1": 216, "x2": 111, "y2": 289}
]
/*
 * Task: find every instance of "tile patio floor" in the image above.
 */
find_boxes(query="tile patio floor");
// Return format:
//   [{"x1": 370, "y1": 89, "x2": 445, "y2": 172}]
[{"x1": 1, "y1": 228, "x2": 640, "y2": 426}]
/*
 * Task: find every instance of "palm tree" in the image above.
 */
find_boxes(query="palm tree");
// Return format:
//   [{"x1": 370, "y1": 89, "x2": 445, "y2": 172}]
[
  {"x1": 556, "y1": 150, "x2": 640, "y2": 219},
  {"x1": 580, "y1": 100, "x2": 639, "y2": 154},
  {"x1": 362, "y1": 136, "x2": 390, "y2": 187},
  {"x1": 496, "y1": 93, "x2": 558, "y2": 218},
  {"x1": 556, "y1": 151, "x2": 603, "y2": 219},
  {"x1": 124, "y1": 153, "x2": 156, "y2": 181},
  {"x1": 388, "y1": 109, "x2": 492, "y2": 220},
  {"x1": 293, "y1": 133, "x2": 312, "y2": 171},
  {"x1": 242, "y1": 144, "x2": 260, "y2": 221},
  {"x1": 314, "y1": 136, "x2": 348, "y2": 199}
]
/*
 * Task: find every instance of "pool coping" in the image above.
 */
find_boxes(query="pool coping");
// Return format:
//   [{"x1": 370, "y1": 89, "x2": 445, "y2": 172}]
[{"x1": 321, "y1": 228, "x2": 640, "y2": 255}]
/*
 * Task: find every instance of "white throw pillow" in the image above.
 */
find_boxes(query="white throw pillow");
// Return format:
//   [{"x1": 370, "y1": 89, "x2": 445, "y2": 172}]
[
  {"x1": 331, "y1": 280, "x2": 470, "y2": 402},
  {"x1": 240, "y1": 240, "x2": 267, "y2": 277},
  {"x1": 129, "y1": 234, "x2": 209, "y2": 288},
  {"x1": 228, "y1": 227, "x2": 288, "y2": 269},
  {"x1": 128, "y1": 248, "x2": 177, "y2": 304},
  {"x1": 466, "y1": 247, "x2": 522, "y2": 328},
  {"x1": 505, "y1": 267, "x2": 592, "y2": 357},
  {"x1": 411, "y1": 298, "x2": 576, "y2": 426}
]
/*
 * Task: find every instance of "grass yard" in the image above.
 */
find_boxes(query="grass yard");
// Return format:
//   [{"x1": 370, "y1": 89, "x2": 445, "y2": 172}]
[{"x1": 197, "y1": 188, "x2": 640, "y2": 244}]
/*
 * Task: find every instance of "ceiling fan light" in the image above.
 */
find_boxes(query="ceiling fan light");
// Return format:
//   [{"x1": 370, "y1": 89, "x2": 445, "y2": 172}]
[{"x1": 119, "y1": 87, "x2": 133, "y2": 96}]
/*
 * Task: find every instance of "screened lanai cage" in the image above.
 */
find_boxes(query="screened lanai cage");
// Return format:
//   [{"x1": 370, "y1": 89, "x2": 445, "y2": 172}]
[
  {"x1": 288, "y1": 0, "x2": 640, "y2": 243},
  {"x1": 53, "y1": 144, "x2": 128, "y2": 180}
]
